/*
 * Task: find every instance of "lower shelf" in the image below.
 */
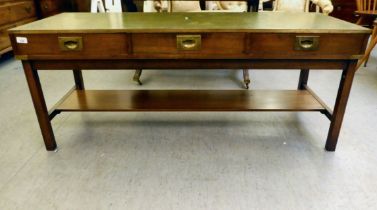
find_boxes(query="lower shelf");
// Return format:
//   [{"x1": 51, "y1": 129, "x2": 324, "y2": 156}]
[{"x1": 55, "y1": 90, "x2": 326, "y2": 112}]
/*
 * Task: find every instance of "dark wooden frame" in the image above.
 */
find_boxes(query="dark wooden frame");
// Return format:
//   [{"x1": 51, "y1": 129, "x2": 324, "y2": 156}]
[
  {"x1": 22, "y1": 58, "x2": 357, "y2": 152},
  {"x1": 11, "y1": 12, "x2": 368, "y2": 152}
]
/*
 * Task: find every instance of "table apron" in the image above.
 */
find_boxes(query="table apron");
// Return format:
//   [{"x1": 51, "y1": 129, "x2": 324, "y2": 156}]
[{"x1": 31, "y1": 59, "x2": 350, "y2": 70}]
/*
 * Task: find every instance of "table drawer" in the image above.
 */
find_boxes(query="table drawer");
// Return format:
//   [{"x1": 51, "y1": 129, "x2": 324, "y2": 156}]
[
  {"x1": 11, "y1": 32, "x2": 368, "y2": 60},
  {"x1": 12, "y1": 34, "x2": 129, "y2": 59},
  {"x1": 0, "y1": 1, "x2": 36, "y2": 26},
  {"x1": 247, "y1": 33, "x2": 367, "y2": 59},
  {"x1": 131, "y1": 33, "x2": 246, "y2": 57}
]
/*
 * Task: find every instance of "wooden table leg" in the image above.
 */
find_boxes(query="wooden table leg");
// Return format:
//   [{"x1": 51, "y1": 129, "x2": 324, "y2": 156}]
[
  {"x1": 22, "y1": 61, "x2": 57, "y2": 151},
  {"x1": 73, "y1": 69, "x2": 84, "y2": 90},
  {"x1": 325, "y1": 61, "x2": 357, "y2": 151},
  {"x1": 298, "y1": 69, "x2": 309, "y2": 90},
  {"x1": 73, "y1": 69, "x2": 85, "y2": 90}
]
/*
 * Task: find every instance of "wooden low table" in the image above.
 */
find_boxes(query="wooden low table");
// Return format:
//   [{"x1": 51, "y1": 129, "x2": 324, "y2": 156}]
[{"x1": 9, "y1": 12, "x2": 370, "y2": 151}]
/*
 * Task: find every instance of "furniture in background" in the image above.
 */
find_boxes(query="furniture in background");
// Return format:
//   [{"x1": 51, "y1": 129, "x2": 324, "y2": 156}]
[
  {"x1": 73, "y1": 0, "x2": 137, "y2": 12},
  {"x1": 8, "y1": 12, "x2": 370, "y2": 152},
  {"x1": 355, "y1": 0, "x2": 377, "y2": 69},
  {"x1": 90, "y1": 0, "x2": 122, "y2": 12},
  {"x1": 0, "y1": 0, "x2": 37, "y2": 56},
  {"x1": 34, "y1": 0, "x2": 74, "y2": 18},
  {"x1": 273, "y1": 0, "x2": 333, "y2": 15},
  {"x1": 331, "y1": 0, "x2": 358, "y2": 22},
  {"x1": 0, "y1": 0, "x2": 74, "y2": 57},
  {"x1": 355, "y1": 0, "x2": 377, "y2": 25}
]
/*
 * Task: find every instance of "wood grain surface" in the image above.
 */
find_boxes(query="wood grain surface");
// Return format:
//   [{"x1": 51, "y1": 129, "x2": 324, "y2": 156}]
[{"x1": 55, "y1": 90, "x2": 325, "y2": 112}]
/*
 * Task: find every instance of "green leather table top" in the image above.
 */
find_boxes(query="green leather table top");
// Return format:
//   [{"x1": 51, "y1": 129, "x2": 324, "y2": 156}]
[{"x1": 9, "y1": 12, "x2": 370, "y2": 34}]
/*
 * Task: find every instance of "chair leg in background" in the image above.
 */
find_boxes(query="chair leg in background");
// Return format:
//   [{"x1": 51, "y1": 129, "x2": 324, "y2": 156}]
[
  {"x1": 358, "y1": 19, "x2": 377, "y2": 69},
  {"x1": 357, "y1": 34, "x2": 377, "y2": 70},
  {"x1": 363, "y1": 19, "x2": 377, "y2": 67},
  {"x1": 133, "y1": 69, "x2": 143, "y2": 85},
  {"x1": 243, "y1": 69, "x2": 250, "y2": 89}
]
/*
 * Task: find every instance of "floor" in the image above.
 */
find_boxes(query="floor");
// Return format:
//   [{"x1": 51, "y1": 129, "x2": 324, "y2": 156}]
[{"x1": 0, "y1": 51, "x2": 376, "y2": 210}]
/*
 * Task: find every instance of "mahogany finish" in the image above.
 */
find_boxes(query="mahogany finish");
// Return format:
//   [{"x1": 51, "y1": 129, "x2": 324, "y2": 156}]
[
  {"x1": 13, "y1": 34, "x2": 129, "y2": 59},
  {"x1": 9, "y1": 13, "x2": 370, "y2": 151},
  {"x1": 55, "y1": 90, "x2": 325, "y2": 112},
  {"x1": 11, "y1": 33, "x2": 367, "y2": 60},
  {"x1": 31, "y1": 59, "x2": 348, "y2": 70},
  {"x1": 22, "y1": 61, "x2": 56, "y2": 150},
  {"x1": 246, "y1": 33, "x2": 367, "y2": 59},
  {"x1": 326, "y1": 61, "x2": 358, "y2": 151}
]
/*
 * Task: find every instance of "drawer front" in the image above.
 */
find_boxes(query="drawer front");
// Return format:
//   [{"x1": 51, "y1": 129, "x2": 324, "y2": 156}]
[
  {"x1": 12, "y1": 34, "x2": 130, "y2": 59},
  {"x1": 132, "y1": 33, "x2": 246, "y2": 57},
  {"x1": 10, "y1": 32, "x2": 367, "y2": 60},
  {"x1": 0, "y1": 1, "x2": 36, "y2": 26},
  {"x1": 247, "y1": 33, "x2": 367, "y2": 59}
]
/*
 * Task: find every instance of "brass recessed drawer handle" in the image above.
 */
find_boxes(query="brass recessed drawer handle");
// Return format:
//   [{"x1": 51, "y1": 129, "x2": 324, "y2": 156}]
[
  {"x1": 64, "y1": 41, "x2": 79, "y2": 50},
  {"x1": 182, "y1": 39, "x2": 197, "y2": 49},
  {"x1": 300, "y1": 40, "x2": 314, "y2": 49},
  {"x1": 177, "y1": 35, "x2": 201, "y2": 51},
  {"x1": 58, "y1": 37, "x2": 83, "y2": 51},
  {"x1": 295, "y1": 36, "x2": 319, "y2": 51}
]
